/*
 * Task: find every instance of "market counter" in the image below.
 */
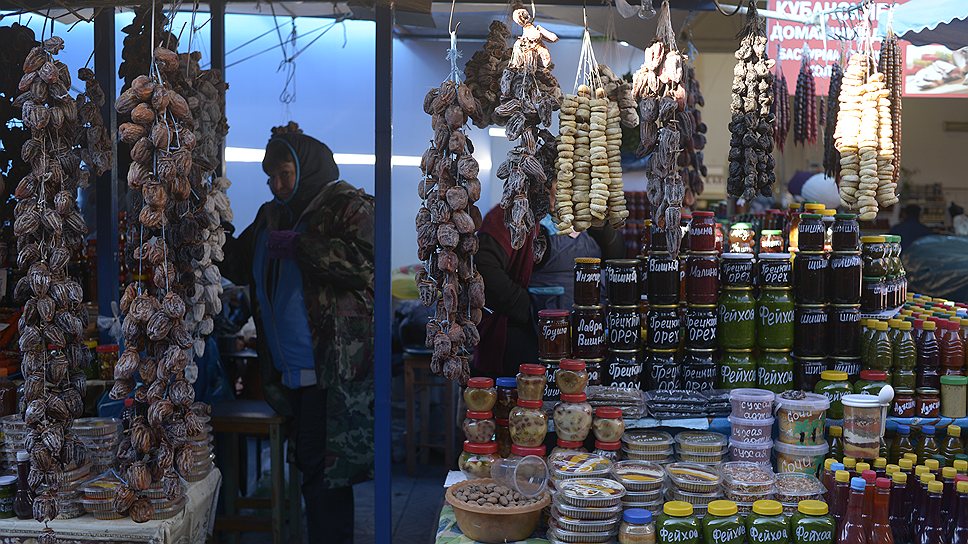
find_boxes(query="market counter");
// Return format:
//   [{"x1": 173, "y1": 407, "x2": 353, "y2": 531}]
[{"x1": 0, "y1": 469, "x2": 221, "y2": 544}]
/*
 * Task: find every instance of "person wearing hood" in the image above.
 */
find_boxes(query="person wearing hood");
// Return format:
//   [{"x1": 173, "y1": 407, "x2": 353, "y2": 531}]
[{"x1": 222, "y1": 123, "x2": 374, "y2": 543}]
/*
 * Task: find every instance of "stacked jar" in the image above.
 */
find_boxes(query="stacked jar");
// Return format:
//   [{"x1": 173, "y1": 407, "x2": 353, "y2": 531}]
[
  {"x1": 494, "y1": 377, "x2": 517, "y2": 457},
  {"x1": 756, "y1": 253, "x2": 795, "y2": 393},
  {"x1": 861, "y1": 236, "x2": 889, "y2": 314},
  {"x1": 572, "y1": 257, "x2": 606, "y2": 389},
  {"x1": 509, "y1": 364, "x2": 548, "y2": 458},
  {"x1": 459, "y1": 377, "x2": 499, "y2": 479},
  {"x1": 681, "y1": 212, "x2": 719, "y2": 393},
  {"x1": 640, "y1": 223, "x2": 679, "y2": 392},
  {"x1": 718, "y1": 254, "x2": 756, "y2": 390},
  {"x1": 775, "y1": 390, "x2": 830, "y2": 473},
  {"x1": 606, "y1": 258, "x2": 644, "y2": 389},
  {"x1": 727, "y1": 388, "x2": 774, "y2": 466},
  {"x1": 793, "y1": 214, "x2": 831, "y2": 386},
  {"x1": 829, "y1": 213, "x2": 863, "y2": 381},
  {"x1": 884, "y1": 235, "x2": 907, "y2": 308},
  {"x1": 537, "y1": 308, "x2": 571, "y2": 401},
  {"x1": 553, "y1": 360, "x2": 594, "y2": 458}
]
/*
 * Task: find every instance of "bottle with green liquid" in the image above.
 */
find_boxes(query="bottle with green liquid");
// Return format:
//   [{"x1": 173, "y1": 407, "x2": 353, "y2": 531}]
[
  {"x1": 868, "y1": 320, "x2": 893, "y2": 372},
  {"x1": 943, "y1": 425, "x2": 965, "y2": 467}
]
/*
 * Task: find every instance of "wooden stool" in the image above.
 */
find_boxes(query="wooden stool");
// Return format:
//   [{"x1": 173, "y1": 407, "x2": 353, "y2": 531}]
[
  {"x1": 212, "y1": 399, "x2": 300, "y2": 544},
  {"x1": 403, "y1": 348, "x2": 459, "y2": 475}
]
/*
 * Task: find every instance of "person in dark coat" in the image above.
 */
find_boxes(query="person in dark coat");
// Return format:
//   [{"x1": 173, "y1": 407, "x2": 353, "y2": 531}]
[{"x1": 890, "y1": 204, "x2": 935, "y2": 250}]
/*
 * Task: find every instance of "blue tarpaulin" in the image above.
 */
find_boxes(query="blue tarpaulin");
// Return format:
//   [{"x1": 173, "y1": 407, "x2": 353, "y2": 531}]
[{"x1": 879, "y1": 0, "x2": 968, "y2": 50}]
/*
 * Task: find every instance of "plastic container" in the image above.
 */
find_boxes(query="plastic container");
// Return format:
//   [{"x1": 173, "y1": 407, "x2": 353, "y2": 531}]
[
  {"x1": 550, "y1": 510, "x2": 621, "y2": 533},
  {"x1": 774, "y1": 442, "x2": 829, "y2": 474},
  {"x1": 79, "y1": 497, "x2": 125, "y2": 520},
  {"x1": 774, "y1": 391, "x2": 830, "y2": 446},
  {"x1": 622, "y1": 430, "x2": 674, "y2": 452},
  {"x1": 728, "y1": 389, "x2": 775, "y2": 420},
  {"x1": 622, "y1": 448, "x2": 675, "y2": 462},
  {"x1": 490, "y1": 455, "x2": 548, "y2": 497},
  {"x1": 727, "y1": 415, "x2": 775, "y2": 443},
  {"x1": 610, "y1": 460, "x2": 665, "y2": 492},
  {"x1": 664, "y1": 463, "x2": 721, "y2": 493},
  {"x1": 546, "y1": 526, "x2": 617, "y2": 544},
  {"x1": 677, "y1": 448, "x2": 727, "y2": 464},
  {"x1": 720, "y1": 461, "x2": 776, "y2": 494},
  {"x1": 725, "y1": 488, "x2": 775, "y2": 504},
  {"x1": 675, "y1": 431, "x2": 728, "y2": 453},
  {"x1": 552, "y1": 493, "x2": 623, "y2": 521},
  {"x1": 728, "y1": 440, "x2": 773, "y2": 465},
  {"x1": 556, "y1": 478, "x2": 626, "y2": 508},
  {"x1": 152, "y1": 496, "x2": 187, "y2": 520},
  {"x1": 774, "y1": 472, "x2": 826, "y2": 503},
  {"x1": 549, "y1": 452, "x2": 613, "y2": 481},
  {"x1": 841, "y1": 394, "x2": 888, "y2": 460},
  {"x1": 670, "y1": 488, "x2": 723, "y2": 506},
  {"x1": 622, "y1": 489, "x2": 664, "y2": 505}
]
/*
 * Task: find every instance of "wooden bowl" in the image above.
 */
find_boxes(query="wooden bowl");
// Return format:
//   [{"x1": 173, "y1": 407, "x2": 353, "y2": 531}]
[{"x1": 445, "y1": 478, "x2": 550, "y2": 543}]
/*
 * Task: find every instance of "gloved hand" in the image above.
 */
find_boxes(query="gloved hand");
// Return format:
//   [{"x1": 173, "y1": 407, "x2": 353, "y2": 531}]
[{"x1": 267, "y1": 230, "x2": 301, "y2": 260}]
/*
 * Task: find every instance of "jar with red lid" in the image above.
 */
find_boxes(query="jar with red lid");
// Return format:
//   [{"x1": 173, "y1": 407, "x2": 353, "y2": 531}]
[
  {"x1": 574, "y1": 258, "x2": 602, "y2": 306},
  {"x1": 537, "y1": 309, "x2": 571, "y2": 359},
  {"x1": 891, "y1": 388, "x2": 916, "y2": 417},
  {"x1": 459, "y1": 441, "x2": 498, "y2": 479},
  {"x1": 592, "y1": 441, "x2": 621, "y2": 462},
  {"x1": 686, "y1": 253, "x2": 720, "y2": 305},
  {"x1": 607, "y1": 305, "x2": 641, "y2": 350},
  {"x1": 553, "y1": 393, "x2": 593, "y2": 442},
  {"x1": 556, "y1": 359, "x2": 589, "y2": 395},
  {"x1": 592, "y1": 406, "x2": 625, "y2": 442},
  {"x1": 495, "y1": 378, "x2": 517, "y2": 420},
  {"x1": 463, "y1": 411, "x2": 497, "y2": 443},
  {"x1": 647, "y1": 253, "x2": 679, "y2": 305},
  {"x1": 509, "y1": 444, "x2": 547, "y2": 459},
  {"x1": 916, "y1": 388, "x2": 941, "y2": 418},
  {"x1": 509, "y1": 399, "x2": 548, "y2": 447},
  {"x1": 551, "y1": 439, "x2": 587, "y2": 457},
  {"x1": 516, "y1": 364, "x2": 547, "y2": 401},
  {"x1": 572, "y1": 305, "x2": 606, "y2": 359},
  {"x1": 794, "y1": 252, "x2": 828, "y2": 304},
  {"x1": 647, "y1": 305, "x2": 681, "y2": 350},
  {"x1": 495, "y1": 422, "x2": 511, "y2": 458},
  {"x1": 463, "y1": 377, "x2": 496, "y2": 412},
  {"x1": 798, "y1": 213, "x2": 825, "y2": 251},
  {"x1": 689, "y1": 211, "x2": 717, "y2": 252},
  {"x1": 606, "y1": 259, "x2": 641, "y2": 306}
]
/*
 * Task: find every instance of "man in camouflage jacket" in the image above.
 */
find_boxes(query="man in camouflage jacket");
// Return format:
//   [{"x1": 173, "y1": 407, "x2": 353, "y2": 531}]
[{"x1": 223, "y1": 128, "x2": 373, "y2": 543}]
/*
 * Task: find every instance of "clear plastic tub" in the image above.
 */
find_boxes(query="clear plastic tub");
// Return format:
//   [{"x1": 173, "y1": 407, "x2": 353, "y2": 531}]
[
  {"x1": 675, "y1": 431, "x2": 728, "y2": 453},
  {"x1": 774, "y1": 441, "x2": 829, "y2": 474},
  {"x1": 728, "y1": 415, "x2": 775, "y2": 443},
  {"x1": 664, "y1": 463, "x2": 721, "y2": 493},
  {"x1": 622, "y1": 448, "x2": 675, "y2": 462},
  {"x1": 80, "y1": 475, "x2": 122, "y2": 500},
  {"x1": 546, "y1": 526, "x2": 617, "y2": 544},
  {"x1": 550, "y1": 510, "x2": 621, "y2": 533},
  {"x1": 622, "y1": 430, "x2": 674, "y2": 452},
  {"x1": 80, "y1": 497, "x2": 124, "y2": 520},
  {"x1": 610, "y1": 461, "x2": 665, "y2": 492},
  {"x1": 676, "y1": 448, "x2": 727, "y2": 464},
  {"x1": 153, "y1": 496, "x2": 187, "y2": 520},
  {"x1": 625, "y1": 498, "x2": 665, "y2": 515},
  {"x1": 549, "y1": 452, "x2": 613, "y2": 481},
  {"x1": 774, "y1": 392, "x2": 830, "y2": 446},
  {"x1": 552, "y1": 494, "x2": 623, "y2": 521},
  {"x1": 724, "y1": 488, "x2": 775, "y2": 503},
  {"x1": 728, "y1": 389, "x2": 775, "y2": 420},
  {"x1": 720, "y1": 461, "x2": 776, "y2": 494},
  {"x1": 728, "y1": 440, "x2": 773, "y2": 465},
  {"x1": 669, "y1": 488, "x2": 722, "y2": 506},
  {"x1": 774, "y1": 472, "x2": 826, "y2": 503},
  {"x1": 622, "y1": 489, "x2": 663, "y2": 504},
  {"x1": 556, "y1": 478, "x2": 626, "y2": 508}
]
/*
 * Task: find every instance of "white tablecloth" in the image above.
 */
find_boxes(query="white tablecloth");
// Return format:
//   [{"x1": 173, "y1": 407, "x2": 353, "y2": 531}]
[{"x1": 0, "y1": 469, "x2": 221, "y2": 544}]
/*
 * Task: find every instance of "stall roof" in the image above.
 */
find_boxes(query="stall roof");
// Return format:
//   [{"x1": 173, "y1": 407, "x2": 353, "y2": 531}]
[{"x1": 879, "y1": 0, "x2": 968, "y2": 50}]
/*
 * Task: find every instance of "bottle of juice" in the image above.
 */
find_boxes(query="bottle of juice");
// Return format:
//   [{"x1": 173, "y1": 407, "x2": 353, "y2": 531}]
[
  {"x1": 919, "y1": 321, "x2": 942, "y2": 389},
  {"x1": 875, "y1": 458, "x2": 888, "y2": 479},
  {"x1": 829, "y1": 425, "x2": 845, "y2": 460},
  {"x1": 920, "y1": 481, "x2": 945, "y2": 544},
  {"x1": 861, "y1": 470, "x2": 876, "y2": 534},
  {"x1": 942, "y1": 320, "x2": 966, "y2": 376},
  {"x1": 926, "y1": 459, "x2": 941, "y2": 475},
  {"x1": 943, "y1": 466, "x2": 959, "y2": 521},
  {"x1": 839, "y1": 477, "x2": 870, "y2": 544},
  {"x1": 957, "y1": 459, "x2": 968, "y2": 475},
  {"x1": 910, "y1": 467, "x2": 928, "y2": 525},
  {"x1": 825, "y1": 462, "x2": 845, "y2": 502},
  {"x1": 871, "y1": 477, "x2": 895, "y2": 544},
  {"x1": 891, "y1": 425, "x2": 916, "y2": 464},
  {"x1": 844, "y1": 457, "x2": 858, "y2": 476},
  {"x1": 832, "y1": 470, "x2": 851, "y2": 530},
  {"x1": 918, "y1": 426, "x2": 941, "y2": 465},
  {"x1": 915, "y1": 473, "x2": 936, "y2": 533},
  {"x1": 953, "y1": 480, "x2": 968, "y2": 544},
  {"x1": 944, "y1": 425, "x2": 965, "y2": 467},
  {"x1": 861, "y1": 319, "x2": 876, "y2": 363},
  {"x1": 870, "y1": 321, "x2": 894, "y2": 372},
  {"x1": 888, "y1": 318, "x2": 903, "y2": 346},
  {"x1": 890, "y1": 472, "x2": 911, "y2": 544},
  {"x1": 821, "y1": 458, "x2": 836, "y2": 500},
  {"x1": 893, "y1": 321, "x2": 917, "y2": 373}
]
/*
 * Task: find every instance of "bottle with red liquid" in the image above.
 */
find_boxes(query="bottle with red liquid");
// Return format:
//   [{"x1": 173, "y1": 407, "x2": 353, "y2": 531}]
[
  {"x1": 917, "y1": 426, "x2": 941, "y2": 465},
  {"x1": 918, "y1": 321, "x2": 942, "y2": 389},
  {"x1": 840, "y1": 476, "x2": 870, "y2": 544},
  {"x1": 13, "y1": 451, "x2": 31, "y2": 520},
  {"x1": 942, "y1": 320, "x2": 966, "y2": 375},
  {"x1": 943, "y1": 466, "x2": 960, "y2": 519},
  {"x1": 953, "y1": 480, "x2": 968, "y2": 544},
  {"x1": 871, "y1": 477, "x2": 895, "y2": 544},
  {"x1": 861, "y1": 470, "x2": 877, "y2": 534},
  {"x1": 920, "y1": 480, "x2": 946, "y2": 544},
  {"x1": 915, "y1": 472, "x2": 936, "y2": 533},
  {"x1": 832, "y1": 470, "x2": 851, "y2": 530},
  {"x1": 890, "y1": 472, "x2": 912, "y2": 544},
  {"x1": 825, "y1": 462, "x2": 845, "y2": 502}
]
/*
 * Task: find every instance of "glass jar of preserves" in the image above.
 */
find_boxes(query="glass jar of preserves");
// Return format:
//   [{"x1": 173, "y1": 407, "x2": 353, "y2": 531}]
[
  {"x1": 647, "y1": 253, "x2": 679, "y2": 305},
  {"x1": 646, "y1": 348, "x2": 681, "y2": 391},
  {"x1": 798, "y1": 213, "x2": 825, "y2": 252},
  {"x1": 891, "y1": 388, "x2": 916, "y2": 417},
  {"x1": 556, "y1": 359, "x2": 589, "y2": 395},
  {"x1": 916, "y1": 387, "x2": 941, "y2": 418},
  {"x1": 647, "y1": 305, "x2": 681, "y2": 350},
  {"x1": 686, "y1": 253, "x2": 720, "y2": 305},
  {"x1": 607, "y1": 259, "x2": 641, "y2": 306},
  {"x1": 459, "y1": 441, "x2": 498, "y2": 480},
  {"x1": 718, "y1": 289, "x2": 756, "y2": 350},
  {"x1": 495, "y1": 378, "x2": 517, "y2": 420},
  {"x1": 862, "y1": 236, "x2": 888, "y2": 277},
  {"x1": 815, "y1": 370, "x2": 852, "y2": 419},
  {"x1": 758, "y1": 350, "x2": 794, "y2": 393},
  {"x1": 572, "y1": 305, "x2": 606, "y2": 359},
  {"x1": 608, "y1": 305, "x2": 642, "y2": 350},
  {"x1": 832, "y1": 213, "x2": 860, "y2": 252},
  {"x1": 537, "y1": 309, "x2": 571, "y2": 359},
  {"x1": 854, "y1": 370, "x2": 889, "y2": 395},
  {"x1": 829, "y1": 305, "x2": 861, "y2": 357},
  {"x1": 862, "y1": 276, "x2": 888, "y2": 313},
  {"x1": 721, "y1": 253, "x2": 755, "y2": 288},
  {"x1": 656, "y1": 501, "x2": 701, "y2": 544},
  {"x1": 729, "y1": 223, "x2": 755, "y2": 253},
  {"x1": 593, "y1": 440, "x2": 621, "y2": 462},
  {"x1": 542, "y1": 360, "x2": 560, "y2": 401},
  {"x1": 463, "y1": 377, "x2": 496, "y2": 412},
  {"x1": 508, "y1": 444, "x2": 546, "y2": 459},
  {"x1": 830, "y1": 356, "x2": 862, "y2": 382},
  {"x1": 759, "y1": 230, "x2": 785, "y2": 254},
  {"x1": 682, "y1": 348, "x2": 717, "y2": 392},
  {"x1": 757, "y1": 289, "x2": 794, "y2": 350},
  {"x1": 509, "y1": 399, "x2": 548, "y2": 447},
  {"x1": 794, "y1": 354, "x2": 827, "y2": 391},
  {"x1": 574, "y1": 257, "x2": 602, "y2": 306},
  {"x1": 702, "y1": 500, "x2": 745, "y2": 544},
  {"x1": 607, "y1": 349, "x2": 643, "y2": 389},
  {"x1": 794, "y1": 305, "x2": 828, "y2": 357},
  {"x1": 619, "y1": 508, "x2": 656, "y2": 544},
  {"x1": 550, "y1": 439, "x2": 587, "y2": 457},
  {"x1": 758, "y1": 253, "x2": 792, "y2": 288},
  {"x1": 495, "y1": 421, "x2": 512, "y2": 457},
  {"x1": 553, "y1": 393, "x2": 593, "y2": 442},
  {"x1": 593, "y1": 406, "x2": 625, "y2": 442},
  {"x1": 463, "y1": 411, "x2": 496, "y2": 443},
  {"x1": 690, "y1": 211, "x2": 717, "y2": 252},
  {"x1": 830, "y1": 252, "x2": 863, "y2": 304},
  {"x1": 516, "y1": 364, "x2": 546, "y2": 401},
  {"x1": 789, "y1": 500, "x2": 835, "y2": 544},
  {"x1": 718, "y1": 349, "x2": 757, "y2": 390},
  {"x1": 794, "y1": 252, "x2": 828, "y2": 304},
  {"x1": 746, "y1": 500, "x2": 789, "y2": 544},
  {"x1": 685, "y1": 305, "x2": 717, "y2": 350}
]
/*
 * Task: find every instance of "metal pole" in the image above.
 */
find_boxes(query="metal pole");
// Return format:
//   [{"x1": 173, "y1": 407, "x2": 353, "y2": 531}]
[
  {"x1": 374, "y1": 1, "x2": 393, "y2": 543},
  {"x1": 210, "y1": 0, "x2": 227, "y2": 177},
  {"x1": 94, "y1": 7, "x2": 118, "y2": 345}
]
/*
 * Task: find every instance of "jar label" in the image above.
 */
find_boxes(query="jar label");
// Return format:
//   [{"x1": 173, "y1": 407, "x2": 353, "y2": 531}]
[
  {"x1": 800, "y1": 222, "x2": 825, "y2": 234},
  {"x1": 575, "y1": 269, "x2": 601, "y2": 286},
  {"x1": 749, "y1": 525, "x2": 791, "y2": 543},
  {"x1": 607, "y1": 310, "x2": 641, "y2": 348},
  {"x1": 686, "y1": 311, "x2": 717, "y2": 346},
  {"x1": 759, "y1": 305, "x2": 794, "y2": 327},
  {"x1": 797, "y1": 311, "x2": 828, "y2": 325},
  {"x1": 683, "y1": 364, "x2": 716, "y2": 391},
  {"x1": 647, "y1": 309, "x2": 681, "y2": 348},
  {"x1": 758, "y1": 367, "x2": 794, "y2": 388},
  {"x1": 712, "y1": 526, "x2": 746, "y2": 543},
  {"x1": 574, "y1": 315, "x2": 606, "y2": 355},
  {"x1": 760, "y1": 260, "x2": 791, "y2": 285},
  {"x1": 832, "y1": 308, "x2": 860, "y2": 323},
  {"x1": 607, "y1": 266, "x2": 638, "y2": 284},
  {"x1": 648, "y1": 257, "x2": 679, "y2": 273},
  {"x1": 919, "y1": 399, "x2": 940, "y2": 417},
  {"x1": 658, "y1": 527, "x2": 700, "y2": 543},
  {"x1": 833, "y1": 360, "x2": 861, "y2": 377},
  {"x1": 720, "y1": 305, "x2": 755, "y2": 323},
  {"x1": 608, "y1": 362, "x2": 642, "y2": 389},
  {"x1": 893, "y1": 398, "x2": 915, "y2": 416},
  {"x1": 831, "y1": 254, "x2": 862, "y2": 269},
  {"x1": 794, "y1": 526, "x2": 834, "y2": 543},
  {"x1": 722, "y1": 262, "x2": 754, "y2": 285},
  {"x1": 720, "y1": 365, "x2": 756, "y2": 386},
  {"x1": 649, "y1": 362, "x2": 682, "y2": 391},
  {"x1": 805, "y1": 257, "x2": 828, "y2": 271}
]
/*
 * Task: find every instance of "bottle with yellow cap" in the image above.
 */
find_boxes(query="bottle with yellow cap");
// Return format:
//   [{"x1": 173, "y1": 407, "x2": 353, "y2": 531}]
[
  {"x1": 955, "y1": 459, "x2": 968, "y2": 475},
  {"x1": 814, "y1": 370, "x2": 851, "y2": 419},
  {"x1": 903, "y1": 452, "x2": 918, "y2": 464},
  {"x1": 789, "y1": 499, "x2": 835, "y2": 544},
  {"x1": 855, "y1": 462, "x2": 871, "y2": 476},
  {"x1": 745, "y1": 500, "x2": 788, "y2": 543},
  {"x1": 890, "y1": 471, "x2": 911, "y2": 543},
  {"x1": 953, "y1": 480, "x2": 968, "y2": 543},
  {"x1": 655, "y1": 501, "x2": 700, "y2": 544},
  {"x1": 831, "y1": 470, "x2": 851, "y2": 529},
  {"x1": 843, "y1": 457, "x2": 857, "y2": 475},
  {"x1": 868, "y1": 320, "x2": 893, "y2": 373},
  {"x1": 827, "y1": 425, "x2": 844, "y2": 460},
  {"x1": 701, "y1": 500, "x2": 744, "y2": 544},
  {"x1": 885, "y1": 463, "x2": 899, "y2": 476},
  {"x1": 921, "y1": 480, "x2": 946, "y2": 542},
  {"x1": 926, "y1": 458, "x2": 941, "y2": 474},
  {"x1": 874, "y1": 457, "x2": 888, "y2": 478},
  {"x1": 942, "y1": 466, "x2": 960, "y2": 520},
  {"x1": 943, "y1": 424, "x2": 965, "y2": 467}
]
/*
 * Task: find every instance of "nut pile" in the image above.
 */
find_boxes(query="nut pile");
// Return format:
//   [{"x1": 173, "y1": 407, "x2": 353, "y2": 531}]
[
  {"x1": 632, "y1": 0, "x2": 686, "y2": 255},
  {"x1": 771, "y1": 62, "x2": 790, "y2": 153},
  {"x1": 493, "y1": 9, "x2": 562, "y2": 257},
  {"x1": 878, "y1": 31, "x2": 902, "y2": 187},
  {"x1": 463, "y1": 21, "x2": 512, "y2": 128},
  {"x1": 793, "y1": 55, "x2": 817, "y2": 146},
  {"x1": 726, "y1": 0, "x2": 776, "y2": 200},
  {"x1": 15, "y1": 36, "x2": 99, "y2": 535},
  {"x1": 416, "y1": 79, "x2": 485, "y2": 385},
  {"x1": 453, "y1": 482, "x2": 542, "y2": 507},
  {"x1": 835, "y1": 52, "x2": 897, "y2": 220},
  {"x1": 678, "y1": 59, "x2": 708, "y2": 204},
  {"x1": 823, "y1": 62, "x2": 844, "y2": 179}
]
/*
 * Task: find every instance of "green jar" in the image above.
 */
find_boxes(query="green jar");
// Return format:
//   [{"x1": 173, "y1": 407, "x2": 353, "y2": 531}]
[
  {"x1": 702, "y1": 500, "x2": 746, "y2": 544},
  {"x1": 757, "y1": 288, "x2": 794, "y2": 349},
  {"x1": 758, "y1": 349, "x2": 795, "y2": 393},
  {"x1": 789, "y1": 500, "x2": 835, "y2": 544},
  {"x1": 746, "y1": 500, "x2": 790, "y2": 543},
  {"x1": 814, "y1": 370, "x2": 852, "y2": 419},
  {"x1": 718, "y1": 349, "x2": 756, "y2": 390},
  {"x1": 0, "y1": 475, "x2": 13, "y2": 519},
  {"x1": 656, "y1": 500, "x2": 701, "y2": 544},
  {"x1": 719, "y1": 288, "x2": 756, "y2": 350},
  {"x1": 853, "y1": 369, "x2": 889, "y2": 395}
]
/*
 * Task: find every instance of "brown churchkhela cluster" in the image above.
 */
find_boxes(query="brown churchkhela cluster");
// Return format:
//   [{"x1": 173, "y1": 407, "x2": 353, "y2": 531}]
[
  {"x1": 793, "y1": 53, "x2": 817, "y2": 146},
  {"x1": 463, "y1": 21, "x2": 512, "y2": 129},
  {"x1": 678, "y1": 58, "x2": 708, "y2": 206},
  {"x1": 878, "y1": 30, "x2": 902, "y2": 188},
  {"x1": 823, "y1": 61, "x2": 844, "y2": 179},
  {"x1": 772, "y1": 57, "x2": 791, "y2": 154},
  {"x1": 15, "y1": 36, "x2": 105, "y2": 537},
  {"x1": 416, "y1": 80, "x2": 486, "y2": 385}
]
